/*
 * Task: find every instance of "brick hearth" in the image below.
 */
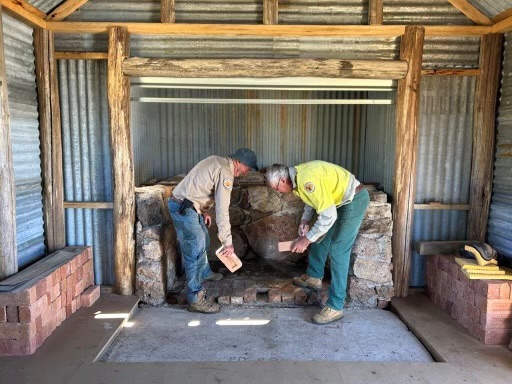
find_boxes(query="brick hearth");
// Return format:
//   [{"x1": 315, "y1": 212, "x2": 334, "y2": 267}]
[{"x1": 426, "y1": 254, "x2": 512, "y2": 345}]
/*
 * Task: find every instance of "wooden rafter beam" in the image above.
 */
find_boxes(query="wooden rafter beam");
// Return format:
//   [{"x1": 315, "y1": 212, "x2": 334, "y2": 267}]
[
  {"x1": 47, "y1": 0, "x2": 89, "y2": 21},
  {"x1": 492, "y1": 15, "x2": 512, "y2": 33},
  {"x1": 447, "y1": 0, "x2": 492, "y2": 26},
  {"x1": 263, "y1": 0, "x2": 278, "y2": 25},
  {"x1": 421, "y1": 68, "x2": 480, "y2": 76},
  {"x1": 368, "y1": 0, "x2": 383, "y2": 25},
  {"x1": 0, "y1": 0, "x2": 46, "y2": 28},
  {"x1": 161, "y1": 0, "x2": 175, "y2": 23},
  {"x1": 491, "y1": 7, "x2": 512, "y2": 24},
  {"x1": 55, "y1": 51, "x2": 107, "y2": 60},
  {"x1": 46, "y1": 22, "x2": 492, "y2": 36}
]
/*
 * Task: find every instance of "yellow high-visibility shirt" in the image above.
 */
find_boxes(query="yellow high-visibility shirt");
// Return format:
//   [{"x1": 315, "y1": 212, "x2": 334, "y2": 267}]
[{"x1": 293, "y1": 161, "x2": 352, "y2": 213}]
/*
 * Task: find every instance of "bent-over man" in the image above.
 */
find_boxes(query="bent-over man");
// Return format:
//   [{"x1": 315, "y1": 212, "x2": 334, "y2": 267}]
[
  {"x1": 265, "y1": 160, "x2": 369, "y2": 324},
  {"x1": 168, "y1": 148, "x2": 258, "y2": 313}
]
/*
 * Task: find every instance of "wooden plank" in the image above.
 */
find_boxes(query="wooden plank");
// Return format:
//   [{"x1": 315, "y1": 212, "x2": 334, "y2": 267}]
[
  {"x1": 0, "y1": 7, "x2": 17, "y2": 280},
  {"x1": 392, "y1": 26, "x2": 425, "y2": 297},
  {"x1": 34, "y1": 29, "x2": 66, "y2": 253},
  {"x1": 108, "y1": 27, "x2": 135, "y2": 296},
  {"x1": 467, "y1": 34, "x2": 503, "y2": 242},
  {"x1": 492, "y1": 15, "x2": 512, "y2": 33},
  {"x1": 0, "y1": 0, "x2": 46, "y2": 28},
  {"x1": 491, "y1": 7, "x2": 512, "y2": 24},
  {"x1": 421, "y1": 68, "x2": 480, "y2": 76},
  {"x1": 263, "y1": 0, "x2": 278, "y2": 25},
  {"x1": 122, "y1": 58, "x2": 409, "y2": 79},
  {"x1": 64, "y1": 202, "x2": 113, "y2": 209},
  {"x1": 46, "y1": 22, "x2": 492, "y2": 37},
  {"x1": 46, "y1": 0, "x2": 89, "y2": 21},
  {"x1": 55, "y1": 51, "x2": 107, "y2": 60},
  {"x1": 160, "y1": 0, "x2": 175, "y2": 23},
  {"x1": 447, "y1": 0, "x2": 492, "y2": 25},
  {"x1": 414, "y1": 203, "x2": 470, "y2": 210},
  {"x1": 414, "y1": 240, "x2": 478, "y2": 255},
  {"x1": 368, "y1": 0, "x2": 383, "y2": 25}
]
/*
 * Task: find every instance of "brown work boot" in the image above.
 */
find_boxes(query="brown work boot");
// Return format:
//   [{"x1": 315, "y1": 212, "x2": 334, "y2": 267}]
[
  {"x1": 312, "y1": 306, "x2": 343, "y2": 325},
  {"x1": 293, "y1": 274, "x2": 322, "y2": 290},
  {"x1": 203, "y1": 271, "x2": 224, "y2": 282},
  {"x1": 188, "y1": 290, "x2": 220, "y2": 313}
]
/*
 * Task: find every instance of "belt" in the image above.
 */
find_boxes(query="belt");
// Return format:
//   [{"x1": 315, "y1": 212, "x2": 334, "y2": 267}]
[
  {"x1": 170, "y1": 195, "x2": 183, "y2": 204},
  {"x1": 355, "y1": 184, "x2": 364, "y2": 194}
]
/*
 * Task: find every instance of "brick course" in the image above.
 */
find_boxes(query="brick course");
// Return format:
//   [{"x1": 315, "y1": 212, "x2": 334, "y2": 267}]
[
  {"x1": 426, "y1": 255, "x2": 512, "y2": 345},
  {"x1": 0, "y1": 247, "x2": 97, "y2": 356}
]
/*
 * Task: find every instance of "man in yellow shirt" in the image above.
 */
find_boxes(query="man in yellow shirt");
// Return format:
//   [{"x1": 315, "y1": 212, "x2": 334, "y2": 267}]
[
  {"x1": 265, "y1": 161, "x2": 369, "y2": 324},
  {"x1": 169, "y1": 148, "x2": 258, "y2": 313}
]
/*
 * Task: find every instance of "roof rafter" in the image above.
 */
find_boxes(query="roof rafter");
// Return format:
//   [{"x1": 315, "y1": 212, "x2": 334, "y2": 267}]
[
  {"x1": 46, "y1": 0, "x2": 89, "y2": 22},
  {"x1": 491, "y1": 7, "x2": 512, "y2": 24},
  {"x1": 0, "y1": 0, "x2": 46, "y2": 28},
  {"x1": 447, "y1": 0, "x2": 493, "y2": 25}
]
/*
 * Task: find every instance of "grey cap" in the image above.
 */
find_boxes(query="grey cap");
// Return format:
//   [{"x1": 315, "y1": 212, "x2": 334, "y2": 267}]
[{"x1": 230, "y1": 148, "x2": 258, "y2": 170}]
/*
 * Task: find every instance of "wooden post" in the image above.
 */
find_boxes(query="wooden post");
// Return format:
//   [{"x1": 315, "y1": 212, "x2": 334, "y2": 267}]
[
  {"x1": 108, "y1": 27, "x2": 135, "y2": 295},
  {"x1": 392, "y1": 26, "x2": 425, "y2": 297},
  {"x1": 34, "y1": 28, "x2": 65, "y2": 253},
  {"x1": 467, "y1": 34, "x2": 503, "y2": 241},
  {"x1": 263, "y1": 0, "x2": 278, "y2": 25},
  {"x1": 368, "y1": 0, "x2": 383, "y2": 25},
  {"x1": 161, "y1": 0, "x2": 175, "y2": 23},
  {"x1": 0, "y1": 7, "x2": 17, "y2": 280}
]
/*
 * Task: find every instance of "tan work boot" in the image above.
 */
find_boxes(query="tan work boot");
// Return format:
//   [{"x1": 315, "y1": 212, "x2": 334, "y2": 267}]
[
  {"x1": 312, "y1": 306, "x2": 343, "y2": 325},
  {"x1": 293, "y1": 274, "x2": 322, "y2": 290},
  {"x1": 188, "y1": 290, "x2": 220, "y2": 313},
  {"x1": 204, "y1": 272, "x2": 224, "y2": 282}
]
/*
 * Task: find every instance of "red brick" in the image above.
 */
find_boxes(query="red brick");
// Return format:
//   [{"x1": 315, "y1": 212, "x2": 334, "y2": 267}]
[
  {"x1": 218, "y1": 296, "x2": 230, "y2": 305},
  {"x1": 499, "y1": 283, "x2": 512, "y2": 300},
  {"x1": 480, "y1": 312, "x2": 512, "y2": 329},
  {"x1": 474, "y1": 294, "x2": 487, "y2": 312},
  {"x1": 243, "y1": 287, "x2": 257, "y2": 303},
  {"x1": 59, "y1": 263, "x2": 71, "y2": 280},
  {"x1": 294, "y1": 287, "x2": 308, "y2": 305},
  {"x1": 18, "y1": 294, "x2": 48, "y2": 323},
  {"x1": 280, "y1": 285, "x2": 295, "y2": 303},
  {"x1": 77, "y1": 265, "x2": 84, "y2": 282},
  {"x1": 0, "y1": 307, "x2": 5, "y2": 322},
  {"x1": 463, "y1": 287, "x2": 475, "y2": 306},
  {"x1": 70, "y1": 257, "x2": 80, "y2": 273},
  {"x1": 268, "y1": 289, "x2": 281, "y2": 303},
  {"x1": 484, "y1": 282, "x2": 502, "y2": 299},
  {"x1": 487, "y1": 299, "x2": 512, "y2": 312},
  {"x1": 481, "y1": 328, "x2": 512, "y2": 345},
  {"x1": 450, "y1": 303, "x2": 463, "y2": 323},
  {"x1": 0, "y1": 322, "x2": 35, "y2": 340},
  {"x1": 447, "y1": 262, "x2": 459, "y2": 278},
  {"x1": 457, "y1": 268, "x2": 468, "y2": 282},
  {"x1": 6, "y1": 306, "x2": 19, "y2": 322},
  {"x1": 0, "y1": 288, "x2": 37, "y2": 306},
  {"x1": 79, "y1": 286, "x2": 100, "y2": 309},
  {"x1": 57, "y1": 308, "x2": 66, "y2": 325},
  {"x1": 0, "y1": 338, "x2": 37, "y2": 356}
]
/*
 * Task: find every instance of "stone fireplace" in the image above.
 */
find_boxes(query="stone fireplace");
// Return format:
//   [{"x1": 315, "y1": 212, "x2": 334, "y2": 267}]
[{"x1": 135, "y1": 171, "x2": 394, "y2": 308}]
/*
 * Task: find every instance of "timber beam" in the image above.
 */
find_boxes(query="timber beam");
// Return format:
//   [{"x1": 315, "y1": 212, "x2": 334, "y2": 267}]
[{"x1": 0, "y1": 0, "x2": 46, "y2": 28}]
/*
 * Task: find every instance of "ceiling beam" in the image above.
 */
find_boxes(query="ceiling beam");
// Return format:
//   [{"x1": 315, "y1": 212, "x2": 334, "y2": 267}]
[
  {"x1": 46, "y1": 0, "x2": 89, "y2": 21},
  {"x1": 0, "y1": 0, "x2": 46, "y2": 28},
  {"x1": 447, "y1": 0, "x2": 492, "y2": 25},
  {"x1": 491, "y1": 7, "x2": 512, "y2": 24},
  {"x1": 493, "y1": 15, "x2": 512, "y2": 33},
  {"x1": 46, "y1": 22, "x2": 492, "y2": 36}
]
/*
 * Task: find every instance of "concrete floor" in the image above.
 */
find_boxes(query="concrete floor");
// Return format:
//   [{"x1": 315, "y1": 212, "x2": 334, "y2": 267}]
[
  {"x1": 0, "y1": 289, "x2": 511, "y2": 384},
  {"x1": 101, "y1": 306, "x2": 433, "y2": 363}
]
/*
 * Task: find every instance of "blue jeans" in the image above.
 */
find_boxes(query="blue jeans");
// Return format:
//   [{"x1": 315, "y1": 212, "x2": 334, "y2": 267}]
[
  {"x1": 168, "y1": 200, "x2": 212, "y2": 303},
  {"x1": 306, "y1": 189, "x2": 370, "y2": 310}
]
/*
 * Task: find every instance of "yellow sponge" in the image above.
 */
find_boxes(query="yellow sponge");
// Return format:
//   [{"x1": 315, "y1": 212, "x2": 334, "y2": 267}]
[{"x1": 462, "y1": 269, "x2": 512, "y2": 280}]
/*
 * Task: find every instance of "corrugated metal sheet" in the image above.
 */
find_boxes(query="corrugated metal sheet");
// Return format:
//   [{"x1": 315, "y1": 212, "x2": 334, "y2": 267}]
[
  {"x1": 278, "y1": 0, "x2": 366, "y2": 25},
  {"x1": 410, "y1": 76, "x2": 476, "y2": 286},
  {"x1": 27, "y1": 0, "x2": 63, "y2": 14},
  {"x1": 384, "y1": 0, "x2": 473, "y2": 25},
  {"x1": 58, "y1": 59, "x2": 114, "y2": 285},
  {"x1": 467, "y1": 0, "x2": 511, "y2": 18},
  {"x1": 3, "y1": 13, "x2": 45, "y2": 268},
  {"x1": 423, "y1": 36, "x2": 480, "y2": 68},
  {"x1": 131, "y1": 88, "x2": 376, "y2": 185},
  {"x1": 488, "y1": 33, "x2": 512, "y2": 266}
]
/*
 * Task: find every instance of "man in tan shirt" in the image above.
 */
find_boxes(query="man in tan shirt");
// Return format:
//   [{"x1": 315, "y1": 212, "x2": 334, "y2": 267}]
[{"x1": 168, "y1": 148, "x2": 258, "y2": 313}]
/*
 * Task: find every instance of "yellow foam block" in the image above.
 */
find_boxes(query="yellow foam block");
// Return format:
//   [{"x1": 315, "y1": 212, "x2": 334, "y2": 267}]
[
  {"x1": 455, "y1": 257, "x2": 502, "y2": 272},
  {"x1": 462, "y1": 268, "x2": 512, "y2": 280}
]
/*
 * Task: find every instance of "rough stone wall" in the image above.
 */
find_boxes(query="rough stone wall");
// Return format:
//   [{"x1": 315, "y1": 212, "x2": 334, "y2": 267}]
[{"x1": 135, "y1": 172, "x2": 394, "y2": 308}]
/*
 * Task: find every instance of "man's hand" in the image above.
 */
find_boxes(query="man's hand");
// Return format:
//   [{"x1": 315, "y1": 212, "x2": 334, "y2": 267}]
[
  {"x1": 298, "y1": 220, "x2": 310, "y2": 236},
  {"x1": 202, "y1": 213, "x2": 212, "y2": 227},
  {"x1": 220, "y1": 245, "x2": 235, "y2": 257},
  {"x1": 291, "y1": 236, "x2": 311, "y2": 253}
]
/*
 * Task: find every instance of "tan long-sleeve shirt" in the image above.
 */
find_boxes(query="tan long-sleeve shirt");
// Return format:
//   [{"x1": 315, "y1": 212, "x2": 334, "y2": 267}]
[{"x1": 172, "y1": 156, "x2": 234, "y2": 246}]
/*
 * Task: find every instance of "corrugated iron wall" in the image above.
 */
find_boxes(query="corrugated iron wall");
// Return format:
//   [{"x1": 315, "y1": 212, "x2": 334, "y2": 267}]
[
  {"x1": 384, "y1": 0, "x2": 473, "y2": 25},
  {"x1": 488, "y1": 33, "x2": 512, "y2": 266},
  {"x1": 466, "y1": 0, "x2": 510, "y2": 18},
  {"x1": 410, "y1": 76, "x2": 476, "y2": 286},
  {"x1": 27, "y1": 0, "x2": 62, "y2": 14},
  {"x1": 58, "y1": 59, "x2": 114, "y2": 285},
  {"x1": 3, "y1": 13, "x2": 45, "y2": 268}
]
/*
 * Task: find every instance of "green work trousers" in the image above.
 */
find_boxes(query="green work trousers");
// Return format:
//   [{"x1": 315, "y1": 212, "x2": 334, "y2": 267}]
[{"x1": 306, "y1": 189, "x2": 370, "y2": 310}]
